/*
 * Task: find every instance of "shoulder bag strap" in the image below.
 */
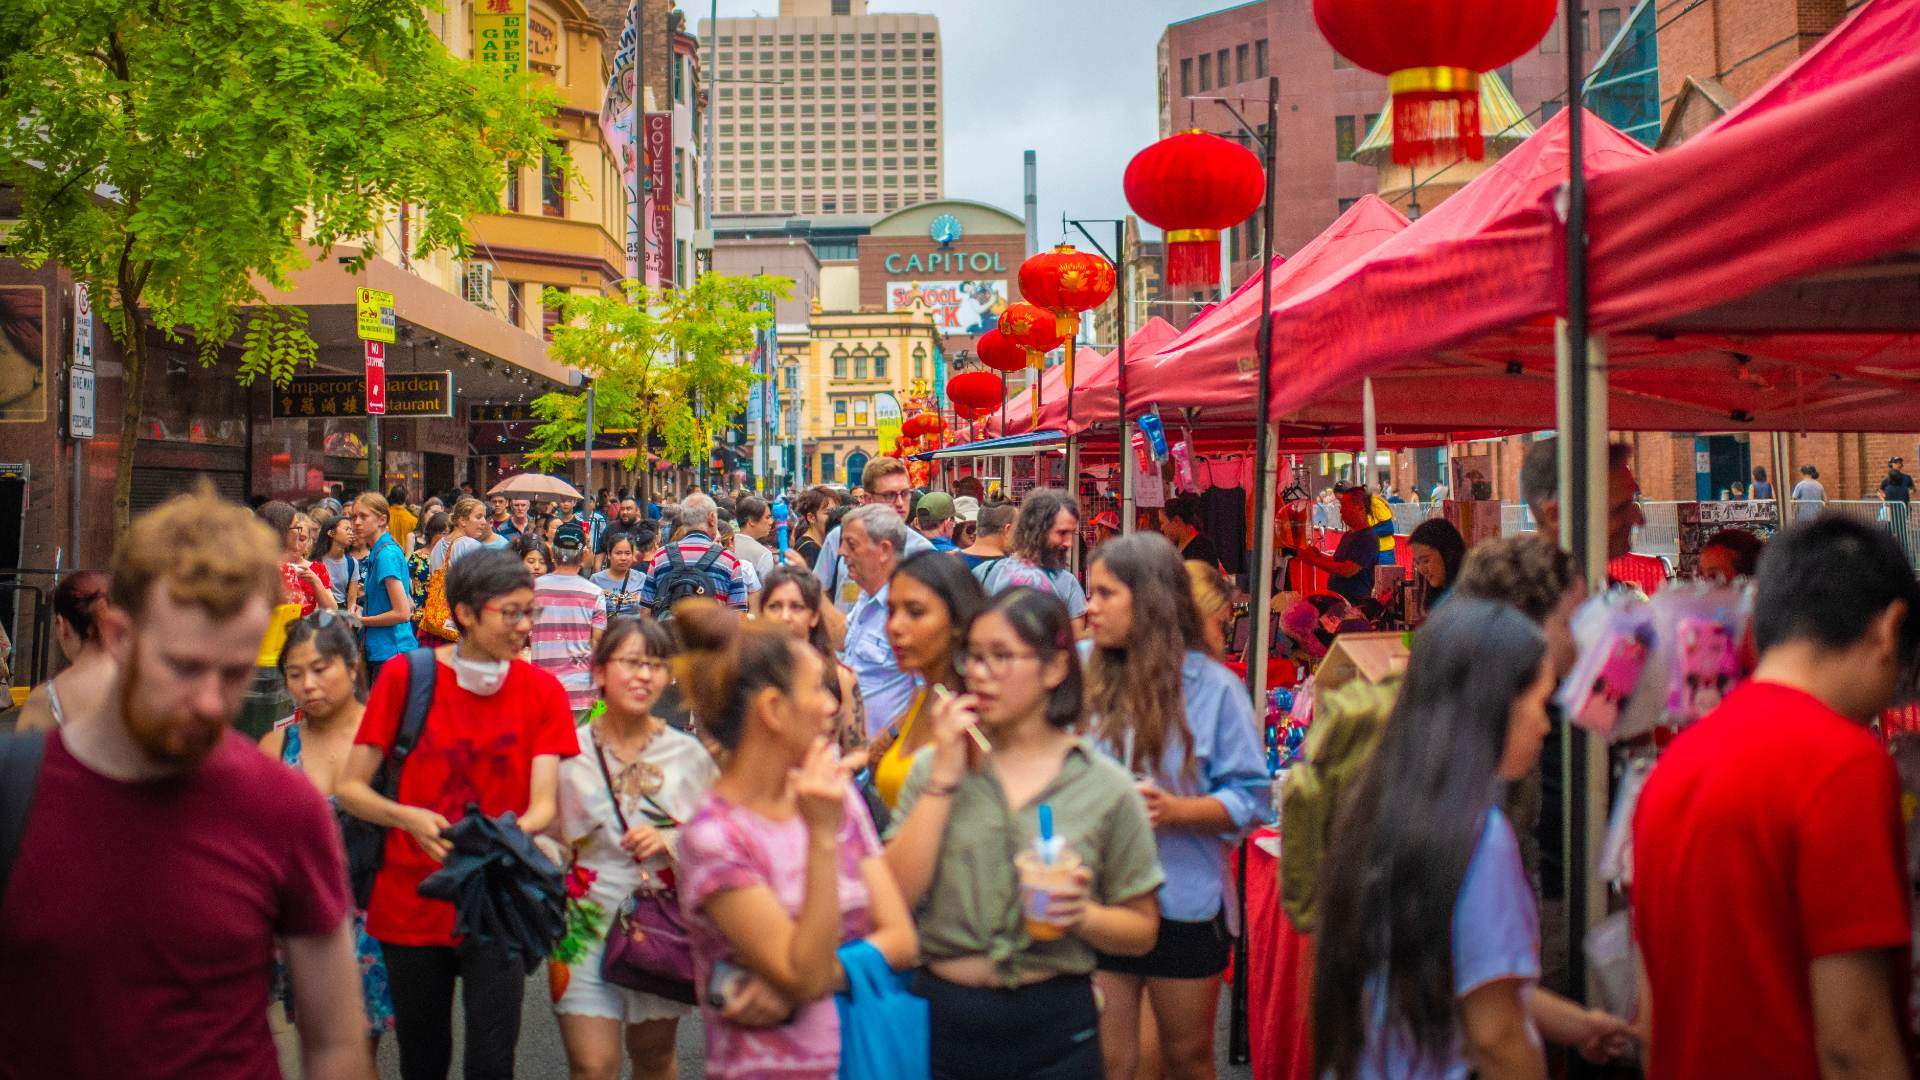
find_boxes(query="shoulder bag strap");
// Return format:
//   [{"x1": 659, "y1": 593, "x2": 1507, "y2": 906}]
[
  {"x1": 0, "y1": 730, "x2": 48, "y2": 903},
  {"x1": 593, "y1": 732, "x2": 681, "y2": 831},
  {"x1": 381, "y1": 648, "x2": 438, "y2": 796},
  {"x1": 694, "y1": 545, "x2": 724, "y2": 572}
]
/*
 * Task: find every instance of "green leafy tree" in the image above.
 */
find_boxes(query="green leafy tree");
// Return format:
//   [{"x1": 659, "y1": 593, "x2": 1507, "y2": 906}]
[
  {"x1": 0, "y1": 0, "x2": 562, "y2": 528},
  {"x1": 526, "y1": 273, "x2": 790, "y2": 497}
]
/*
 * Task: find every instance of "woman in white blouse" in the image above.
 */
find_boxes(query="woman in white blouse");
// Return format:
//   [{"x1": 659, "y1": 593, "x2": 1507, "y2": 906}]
[{"x1": 547, "y1": 617, "x2": 718, "y2": 1080}]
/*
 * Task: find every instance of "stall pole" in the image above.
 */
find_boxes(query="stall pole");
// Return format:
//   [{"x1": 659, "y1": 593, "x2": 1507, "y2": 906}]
[
  {"x1": 1361, "y1": 378, "x2": 1378, "y2": 489},
  {"x1": 1247, "y1": 73, "x2": 1282, "y2": 706},
  {"x1": 1116, "y1": 219, "x2": 1134, "y2": 534},
  {"x1": 1554, "y1": 0, "x2": 1609, "y2": 1011},
  {"x1": 1067, "y1": 434, "x2": 1081, "y2": 577}
]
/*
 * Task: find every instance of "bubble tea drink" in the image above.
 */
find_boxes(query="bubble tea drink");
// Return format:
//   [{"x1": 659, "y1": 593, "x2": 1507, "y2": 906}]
[{"x1": 1015, "y1": 804, "x2": 1082, "y2": 942}]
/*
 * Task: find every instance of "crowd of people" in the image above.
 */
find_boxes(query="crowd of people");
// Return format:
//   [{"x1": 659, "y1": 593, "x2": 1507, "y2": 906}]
[{"x1": 1, "y1": 441, "x2": 1916, "y2": 1080}]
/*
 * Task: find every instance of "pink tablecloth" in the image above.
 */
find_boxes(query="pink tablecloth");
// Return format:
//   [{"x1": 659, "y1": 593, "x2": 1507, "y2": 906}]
[{"x1": 1240, "y1": 827, "x2": 1315, "y2": 1080}]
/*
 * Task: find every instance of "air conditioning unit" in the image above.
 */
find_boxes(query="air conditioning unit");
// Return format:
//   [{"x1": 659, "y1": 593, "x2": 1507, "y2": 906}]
[{"x1": 464, "y1": 261, "x2": 495, "y2": 308}]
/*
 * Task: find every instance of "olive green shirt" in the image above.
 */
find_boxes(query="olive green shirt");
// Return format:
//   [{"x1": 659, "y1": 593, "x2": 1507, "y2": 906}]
[{"x1": 890, "y1": 739, "x2": 1164, "y2": 988}]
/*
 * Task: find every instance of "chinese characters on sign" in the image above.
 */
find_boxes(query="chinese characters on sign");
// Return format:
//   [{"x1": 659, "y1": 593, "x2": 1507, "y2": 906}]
[
  {"x1": 271, "y1": 372, "x2": 455, "y2": 420},
  {"x1": 473, "y1": 0, "x2": 528, "y2": 74}
]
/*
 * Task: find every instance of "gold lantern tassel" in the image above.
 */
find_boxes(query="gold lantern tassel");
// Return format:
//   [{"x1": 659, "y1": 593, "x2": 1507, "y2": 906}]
[{"x1": 1030, "y1": 352, "x2": 1042, "y2": 430}]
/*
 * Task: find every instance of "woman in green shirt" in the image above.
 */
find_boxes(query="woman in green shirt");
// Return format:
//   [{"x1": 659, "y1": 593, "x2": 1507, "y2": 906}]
[{"x1": 884, "y1": 587, "x2": 1163, "y2": 1080}]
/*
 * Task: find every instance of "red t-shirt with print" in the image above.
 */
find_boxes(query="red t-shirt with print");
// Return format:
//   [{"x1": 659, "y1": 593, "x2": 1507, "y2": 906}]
[
  {"x1": 1632, "y1": 681, "x2": 1911, "y2": 1079},
  {"x1": 356, "y1": 653, "x2": 579, "y2": 946}
]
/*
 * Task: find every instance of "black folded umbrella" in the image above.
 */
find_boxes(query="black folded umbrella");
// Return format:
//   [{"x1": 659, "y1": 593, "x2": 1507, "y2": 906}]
[{"x1": 417, "y1": 804, "x2": 567, "y2": 975}]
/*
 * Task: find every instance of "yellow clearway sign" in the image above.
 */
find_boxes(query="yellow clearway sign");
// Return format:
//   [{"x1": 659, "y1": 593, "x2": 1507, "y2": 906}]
[{"x1": 356, "y1": 287, "x2": 395, "y2": 343}]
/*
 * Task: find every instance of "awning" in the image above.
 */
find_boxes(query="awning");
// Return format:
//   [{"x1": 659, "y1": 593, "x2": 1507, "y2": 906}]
[{"x1": 914, "y1": 430, "x2": 1067, "y2": 460}]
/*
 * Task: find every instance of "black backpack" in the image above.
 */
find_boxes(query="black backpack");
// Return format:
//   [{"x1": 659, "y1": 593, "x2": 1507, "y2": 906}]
[
  {"x1": 340, "y1": 647, "x2": 438, "y2": 907},
  {"x1": 652, "y1": 543, "x2": 725, "y2": 617}
]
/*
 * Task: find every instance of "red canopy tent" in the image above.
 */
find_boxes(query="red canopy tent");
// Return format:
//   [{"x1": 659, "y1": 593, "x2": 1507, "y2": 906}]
[
  {"x1": 979, "y1": 348, "x2": 1102, "y2": 440},
  {"x1": 1258, "y1": 0, "x2": 1920, "y2": 433},
  {"x1": 1021, "y1": 317, "x2": 1182, "y2": 436},
  {"x1": 1132, "y1": 194, "x2": 1411, "y2": 423}
]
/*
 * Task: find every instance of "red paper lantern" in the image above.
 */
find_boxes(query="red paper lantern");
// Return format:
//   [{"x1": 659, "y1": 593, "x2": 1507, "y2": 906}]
[
  {"x1": 951, "y1": 401, "x2": 993, "y2": 420},
  {"x1": 945, "y1": 371, "x2": 1003, "y2": 414},
  {"x1": 1019, "y1": 245, "x2": 1116, "y2": 340},
  {"x1": 998, "y1": 302, "x2": 1063, "y2": 362},
  {"x1": 1312, "y1": 0, "x2": 1556, "y2": 164},
  {"x1": 1123, "y1": 130, "x2": 1265, "y2": 292},
  {"x1": 902, "y1": 412, "x2": 944, "y2": 439},
  {"x1": 976, "y1": 329, "x2": 1028, "y2": 374}
]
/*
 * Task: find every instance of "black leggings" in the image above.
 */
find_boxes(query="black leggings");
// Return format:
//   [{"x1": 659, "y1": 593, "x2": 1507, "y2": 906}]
[
  {"x1": 914, "y1": 970, "x2": 1102, "y2": 1080},
  {"x1": 380, "y1": 943, "x2": 526, "y2": 1080}
]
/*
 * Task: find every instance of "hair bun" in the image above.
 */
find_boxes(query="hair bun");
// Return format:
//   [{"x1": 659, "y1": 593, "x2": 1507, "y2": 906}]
[{"x1": 670, "y1": 598, "x2": 737, "y2": 654}]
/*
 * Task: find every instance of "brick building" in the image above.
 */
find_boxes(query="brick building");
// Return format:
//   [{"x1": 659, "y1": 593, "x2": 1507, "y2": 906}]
[{"x1": 1156, "y1": 0, "x2": 1606, "y2": 300}]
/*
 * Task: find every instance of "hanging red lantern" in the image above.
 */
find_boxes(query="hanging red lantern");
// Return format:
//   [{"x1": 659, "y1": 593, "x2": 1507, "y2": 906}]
[
  {"x1": 976, "y1": 328, "x2": 1028, "y2": 374},
  {"x1": 1124, "y1": 130, "x2": 1265, "y2": 292},
  {"x1": 901, "y1": 412, "x2": 944, "y2": 439},
  {"x1": 1018, "y1": 245, "x2": 1116, "y2": 342},
  {"x1": 1312, "y1": 0, "x2": 1556, "y2": 164},
  {"x1": 945, "y1": 371, "x2": 1003, "y2": 415},
  {"x1": 998, "y1": 302, "x2": 1062, "y2": 360}
]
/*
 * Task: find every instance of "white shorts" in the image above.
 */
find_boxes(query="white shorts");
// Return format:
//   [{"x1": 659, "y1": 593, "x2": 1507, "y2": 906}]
[{"x1": 551, "y1": 933, "x2": 694, "y2": 1026}]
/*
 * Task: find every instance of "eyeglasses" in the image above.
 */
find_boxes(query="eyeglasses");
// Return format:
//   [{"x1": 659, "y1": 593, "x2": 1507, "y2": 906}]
[
  {"x1": 962, "y1": 648, "x2": 1039, "y2": 676},
  {"x1": 606, "y1": 656, "x2": 669, "y2": 676},
  {"x1": 483, "y1": 602, "x2": 542, "y2": 624},
  {"x1": 876, "y1": 488, "x2": 913, "y2": 506}
]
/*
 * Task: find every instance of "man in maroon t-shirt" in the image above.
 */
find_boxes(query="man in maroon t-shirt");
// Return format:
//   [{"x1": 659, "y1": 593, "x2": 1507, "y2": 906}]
[
  {"x1": 1633, "y1": 516, "x2": 1920, "y2": 1079},
  {"x1": 0, "y1": 490, "x2": 369, "y2": 1079}
]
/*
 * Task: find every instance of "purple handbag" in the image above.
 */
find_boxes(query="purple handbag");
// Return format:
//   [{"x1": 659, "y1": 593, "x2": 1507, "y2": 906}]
[{"x1": 592, "y1": 741, "x2": 699, "y2": 1004}]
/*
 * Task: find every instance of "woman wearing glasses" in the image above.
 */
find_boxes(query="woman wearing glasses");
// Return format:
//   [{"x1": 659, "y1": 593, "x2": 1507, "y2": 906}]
[
  {"x1": 337, "y1": 547, "x2": 578, "y2": 1080},
  {"x1": 884, "y1": 588, "x2": 1163, "y2": 1080},
  {"x1": 548, "y1": 617, "x2": 718, "y2": 1080}
]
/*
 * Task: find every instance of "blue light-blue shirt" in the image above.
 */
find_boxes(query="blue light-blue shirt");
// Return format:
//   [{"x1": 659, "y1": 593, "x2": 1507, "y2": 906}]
[
  {"x1": 1357, "y1": 809, "x2": 1539, "y2": 1079},
  {"x1": 361, "y1": 533, "x2": 419, "y2": 662},
  {"x1": 840, "y1": 582, "x2": 917, "y2": 738},
  {"x1": 1087, "y1": 645, "x2": 1274, "y2": 921}
]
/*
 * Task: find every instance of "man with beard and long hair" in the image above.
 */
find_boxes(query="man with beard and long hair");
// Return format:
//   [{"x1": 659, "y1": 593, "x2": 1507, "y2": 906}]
[{"x1": 0, "y1": 488, "x2": 371, "y2": 1078}]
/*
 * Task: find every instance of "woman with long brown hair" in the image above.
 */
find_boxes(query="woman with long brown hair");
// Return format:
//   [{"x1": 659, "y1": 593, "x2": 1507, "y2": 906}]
[
  {"x1": 1083, "y1": 533, "x2": 1272, "y2": 1080},
  {"x1": 756, "y1": 566, "x2": 867, "y2": 764}
]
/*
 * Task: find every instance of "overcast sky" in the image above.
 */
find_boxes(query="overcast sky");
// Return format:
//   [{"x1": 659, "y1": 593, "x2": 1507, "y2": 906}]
[{"x1": 705, "y1": 0, "x2": 1228, "y2": 245}]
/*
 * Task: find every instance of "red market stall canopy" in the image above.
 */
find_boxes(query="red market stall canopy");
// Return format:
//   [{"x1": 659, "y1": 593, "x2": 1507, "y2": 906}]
[
  {"x1": 980, "y1": 348, "x2": 1103, "y2": 440},
  {"x1": 1259, "y1": 0, "x2": 1920, "y2": 434},
  {"x1": 1131, "y1": 194, "x2": 1411, "y2": 423},
  {"x1": 1031, "y1": 316, "x2": 1182, "y2": 435}
]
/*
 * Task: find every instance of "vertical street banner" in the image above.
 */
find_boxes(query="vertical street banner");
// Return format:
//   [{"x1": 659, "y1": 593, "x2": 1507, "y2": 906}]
[
  {"x1": 644, "y1": 113, "x2": 672, "y2": 286},
  {"x1": 365, "y1": 341, "x2": 387, "y2": 415},
  {"x1": 874, "y1": 393, "x2": 903, "y2": 454},
  {"x1": 600, "y1": 7, "x2": 639, "y2": 283},
  {"x1": 473, "y1": 0, "x2": 528, "y2": 74}
]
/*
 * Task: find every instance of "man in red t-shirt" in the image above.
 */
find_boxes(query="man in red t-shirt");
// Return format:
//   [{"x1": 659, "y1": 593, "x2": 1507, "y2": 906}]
[
  {"x1": 337, "y1": 545, "x2": 576, "y2": 1080},
  {"x1": 1633, "y1": 516, "x2": 1920, "y2": 1079},
  {"x1": 0, "y1": 490, "x2": 368, "y2": 1079}
]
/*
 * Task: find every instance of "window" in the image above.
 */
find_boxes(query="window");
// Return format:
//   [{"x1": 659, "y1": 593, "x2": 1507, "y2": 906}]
[
  {"x1": 820, "y1": 452, "x2": 836, "y2": 481},
  {"x1": 505, "y1": 281, "x2": 524, "y2": 328},
  {"x1": 852, "y1": 398, "x2": 870, "y2": 426},
  {"x1": 1217, "y1": 49, "x2": 1230, "y2": 84},
  {"x1": 1335, "y1": 115, "x2": 1357, "y2": 160},
  {"x1": 1198, "y1": 53, "x2": 1211, "y2": 91},
  {"x1": 1597, "y1": 6, "x2": 1621, "y2": 46},
  {"x1": 834, "y1": 399, "x2": 848, "y2": 425},
  {"x1": 854, "y1": 353, "x2": 868, "y2": 379},
  {"x1": 1540, "y1": 14, "x2": 1562, "y2": 52},
  {"x1": 540, "y1": 151, "x2": 564, "y2": 216},
  {"x1": 1363, "y1": 112, "x2": 1379, "y2": 139},
  {"x1": 1180, "y1": 57, "x2": 1192, "y2": 97},
  {"x1": 872, "y1": 347, "x2": 888, "y2": 379},
  {"x1": 1333, "y1": 49, "x2": 1352, "y2": 70},
  {"x1": 913, "y1": 345, "x2": 927, "y2": 379},
  {"x1": 1254, "y1": 39, "x2": 1268, "y2": 77},
  {"x1": 1236, "y1": 43, "x2": 1249, "y2": 84},
  {"x1": 1338, "y1": 197, "x2": 1359, "y2": 213},
  {"x1": 504, "y1": 163, "x2": 521, "y2": 212},
  {"x1": 832, "y1": 348, "x2": 848, "y2": 378},
  {"x1": 1540, "y1": 99, "x2": 1563, "y2": 121}
]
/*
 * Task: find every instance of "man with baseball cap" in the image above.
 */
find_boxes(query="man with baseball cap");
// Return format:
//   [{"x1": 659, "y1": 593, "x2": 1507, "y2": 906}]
[
  {"x1": 1090, "y1": 510, "x2": 1122, "y2": 549},
  {"x1": 1880, "y1": 456, "x2": 1913, "y2": 507},
  {"x1": 951, "y1": 495, "x2": 982, "y2": 549},
  {"x1": 912, "y1": 491, "x2": 961, "y2": 552},
  {"x1": 530, "y1": 521, "x2": 606, "y2": 715}
]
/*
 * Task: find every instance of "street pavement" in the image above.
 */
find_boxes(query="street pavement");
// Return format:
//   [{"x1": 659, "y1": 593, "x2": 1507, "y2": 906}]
[{"x1": 366, "y1": 970, "x2": 1257, "y2": 1077}]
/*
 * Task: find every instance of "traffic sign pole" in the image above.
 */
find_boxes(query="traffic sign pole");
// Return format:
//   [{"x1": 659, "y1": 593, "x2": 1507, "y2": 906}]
[{"x1": 364, "y1": 337, "x2": 386, "y2": 494}]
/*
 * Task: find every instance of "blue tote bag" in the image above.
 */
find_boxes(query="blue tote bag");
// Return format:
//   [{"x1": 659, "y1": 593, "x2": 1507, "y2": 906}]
[{"x1": 834, "y1": 940, "x2": 929, "y2": 1080}]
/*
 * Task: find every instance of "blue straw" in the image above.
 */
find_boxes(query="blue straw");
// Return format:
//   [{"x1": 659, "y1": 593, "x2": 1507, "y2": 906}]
[{"x1": 1038, "y1": 803, "x2": 1055, "y2": 864}]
